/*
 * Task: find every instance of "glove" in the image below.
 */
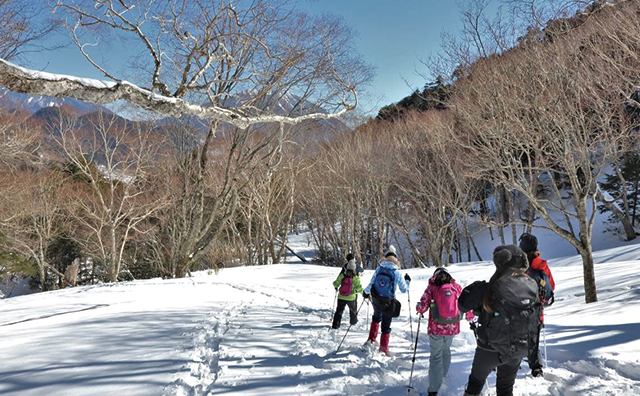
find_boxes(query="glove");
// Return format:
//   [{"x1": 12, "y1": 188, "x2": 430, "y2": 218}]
[
  {"x1": 404, "y1": 273, "x2": 411, "y2": 282},
  {"x1": 469, "y1": 322, "x2": 477, "y2": 331},
  {"x1": 363, "y1": 291, "x2": 370, "y2": 299}
]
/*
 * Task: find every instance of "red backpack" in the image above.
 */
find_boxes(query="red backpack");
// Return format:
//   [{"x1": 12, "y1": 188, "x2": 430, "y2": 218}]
[{"x1": 432, "y1": 283, "x2": 462, "y2": 324}]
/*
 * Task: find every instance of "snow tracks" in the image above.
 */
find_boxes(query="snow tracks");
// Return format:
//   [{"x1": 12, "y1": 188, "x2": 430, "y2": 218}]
[{"x1": 162, "y1": 280, "x2": 455, "y2": 396}]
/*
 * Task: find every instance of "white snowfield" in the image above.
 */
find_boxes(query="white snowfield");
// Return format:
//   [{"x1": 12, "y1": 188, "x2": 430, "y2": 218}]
[{"x1": 2, "y1": 245, "x2": 640, "y2": 396}]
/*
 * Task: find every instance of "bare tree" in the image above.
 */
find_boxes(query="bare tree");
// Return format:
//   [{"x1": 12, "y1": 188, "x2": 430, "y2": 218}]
[
  {"x1": 0, "y1": 113, "x2": 39, "y2": 167},
  {"x1": 0, "y1": 0, "x2": 372, "y2": 275},
  {"x1": 0, "y1": 0, "x2": 58, "y2": 61},
  {"x1": 0, "y1": 0, "x2": 367, "y2": 128},
  {"x1": 54, "y1": 111, "x2": 168, "y2": 282},
  {"x1": 299, "y1": 123, "x2": 384, "y2": 267},
  {"x1": 0, "y1": 169, "x2": 68, "y2": 290},
  {"x1": 383, "y1": 112, "x2": 482, "y2": 267},
  {"x1": 451, "y1": 0, "x2": 640, "y2": 303}
]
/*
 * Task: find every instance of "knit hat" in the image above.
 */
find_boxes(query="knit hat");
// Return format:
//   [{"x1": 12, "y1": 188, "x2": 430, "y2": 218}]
[
  {"x1": 346, "y1": 259, "x2": 356, "y2": 271},
  {"x1": 433, "y1": 267, "x2": 448, "y2": 277},
  {"x1": 518, "y1": 233, "x2": 538, "y2": 253},
  {"x1": 384, "y1": 245, "x2": 397, "y2": 258},
  {"x1": 492, "y1": 245, "x2": 528, "y2": 272},
  {"x1": 433, "y1": 267, "x2": 452, "y2": 286}
]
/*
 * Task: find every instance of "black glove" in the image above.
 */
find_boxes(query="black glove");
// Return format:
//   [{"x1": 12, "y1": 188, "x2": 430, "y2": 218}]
[
  {"x1": 363, "y1": 291, "x2": 370, "y2": 299},
  {"x1": 469, "y1": 322, "x2": 477, "y2": 331},
  {"x1": 404, "y1": 273, "x2": 411, "y2": 282}
]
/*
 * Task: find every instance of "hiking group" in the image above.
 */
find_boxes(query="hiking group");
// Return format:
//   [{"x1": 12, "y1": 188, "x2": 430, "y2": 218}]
[{"x1": 331, "y1": 233, "x2": 556, "y2": 396}]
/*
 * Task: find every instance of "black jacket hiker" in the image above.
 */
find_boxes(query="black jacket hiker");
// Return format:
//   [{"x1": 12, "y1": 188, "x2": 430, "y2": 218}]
[{"x1": 459, "y1": 245, "x2": 542, "y2": 396}]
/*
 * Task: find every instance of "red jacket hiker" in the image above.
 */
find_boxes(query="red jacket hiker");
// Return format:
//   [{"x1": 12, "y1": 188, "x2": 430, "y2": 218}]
[{"x1": 530, "y1": 255, "x2": 555, "y2": 291}]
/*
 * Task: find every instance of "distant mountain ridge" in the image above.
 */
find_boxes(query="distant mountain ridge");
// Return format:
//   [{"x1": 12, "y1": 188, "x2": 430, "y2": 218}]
[
  {"x1": 0, "y1": 87, "x2": 349, "y2": 148},
  {"x1": 0, "y1": 87, "x2": 103, "y2": 116}
]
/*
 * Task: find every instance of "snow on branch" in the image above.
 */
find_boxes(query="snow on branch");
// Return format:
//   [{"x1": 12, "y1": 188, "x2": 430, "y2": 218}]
[{"x1": 0, "y1": 58, "x2": 356, "y2": 129}]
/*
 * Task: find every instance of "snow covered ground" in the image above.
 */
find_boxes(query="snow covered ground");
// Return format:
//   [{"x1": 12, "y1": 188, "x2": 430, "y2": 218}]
[{"x1": 2, "y1": 239, "x2": 640, "y2": 395}]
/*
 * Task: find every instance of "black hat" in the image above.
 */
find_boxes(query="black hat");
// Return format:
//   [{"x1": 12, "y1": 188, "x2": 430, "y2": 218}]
[
  {"x1": 518, "y1": 233, "x2": 538, "y2": 253},
  {"x1": 493, "y1": 245, "x2": 528, "y2": 272}
]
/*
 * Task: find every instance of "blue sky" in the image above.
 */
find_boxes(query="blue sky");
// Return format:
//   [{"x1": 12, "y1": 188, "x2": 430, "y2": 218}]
[
  {"x1": 24, "y1": 1, "x2": 465, "y2": 115},
  {"x1": 297, "y1": 0, "x2": 463, "y2": 113}
]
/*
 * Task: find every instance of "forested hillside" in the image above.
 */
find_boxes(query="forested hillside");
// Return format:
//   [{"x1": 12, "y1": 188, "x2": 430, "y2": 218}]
[{"x1": 0, "y1": 1, "x2": 638, "y2": 307}]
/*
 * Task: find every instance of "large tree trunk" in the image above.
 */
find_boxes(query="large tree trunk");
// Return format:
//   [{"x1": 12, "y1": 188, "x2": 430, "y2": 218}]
[{"x1": 578, "y1": 243, "x2": 598, "y2": 303}]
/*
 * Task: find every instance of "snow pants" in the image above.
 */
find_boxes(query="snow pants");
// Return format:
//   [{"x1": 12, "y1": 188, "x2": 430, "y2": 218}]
[
  {"x1": 528, "y1": 321, "x2": 543, "y2": 370},
  {"x1": 371, "y1": 303, "x2": 393, "y2": 334},
  {"x1": 465, "y1": 347, "x2": 521, "y2": 396},
  {"x1": 332, "y1": 298, "x2": 358, "y2": 329},
  {"x1": 428, "y1": 334, "x2": 454, "y2": 393}
]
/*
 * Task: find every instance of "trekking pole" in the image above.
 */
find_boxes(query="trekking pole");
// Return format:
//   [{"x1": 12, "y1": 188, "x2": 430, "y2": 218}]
[
  {"x1": 406, "y1": 314, "x2": 422, "y2": 393},
  {"x1": 543, "y1": 322, "x2": 548, "y2": 369},
  {"x1": 366, "y1": 298, "x2": 370, "y2": 330},
  {"x1": 407, "y1": 287, "x2": 414, "y2": 341},
  {"x1": 329, "y1": 289, "x2": 338, "y2": 326},
  {"x1": 335, "y1": 298, "x2": 367, "y2": 354}
]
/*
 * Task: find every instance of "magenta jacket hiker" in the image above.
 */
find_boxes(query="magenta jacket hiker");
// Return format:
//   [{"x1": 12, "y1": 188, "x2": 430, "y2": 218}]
[{"x1": 416, "y1": 272, "x2": 474, "y2": 336}]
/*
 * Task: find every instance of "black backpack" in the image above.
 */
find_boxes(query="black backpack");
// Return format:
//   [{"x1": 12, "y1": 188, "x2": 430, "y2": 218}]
[{"x1": 485, "y1": 271, "x2": 541, "y2": 359}]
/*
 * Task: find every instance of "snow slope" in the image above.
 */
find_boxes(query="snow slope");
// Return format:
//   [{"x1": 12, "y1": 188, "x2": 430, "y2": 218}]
[{"x1": 2, "y1": 242, "x2": 640, "y2": 395}]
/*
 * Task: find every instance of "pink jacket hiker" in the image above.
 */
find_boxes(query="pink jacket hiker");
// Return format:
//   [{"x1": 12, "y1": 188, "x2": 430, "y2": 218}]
[{"x1": 416, "y1": 273, "x2": 474, "y2": 336}]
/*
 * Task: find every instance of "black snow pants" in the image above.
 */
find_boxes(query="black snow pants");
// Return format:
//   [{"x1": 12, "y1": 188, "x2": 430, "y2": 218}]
[
  {"x1": 465, "y1": 347, "x2": 521, "y2": 396},
  {"x1": 528, "y1": 320, "x2": 543, "y2": 371},
  {"x1": 332, "y1": 298, "x2": 358, "y2": 329}
]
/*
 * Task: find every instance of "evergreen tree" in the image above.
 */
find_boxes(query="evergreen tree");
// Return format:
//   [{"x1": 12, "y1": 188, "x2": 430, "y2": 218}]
[
  {"x1": 376, "y1": 77, "x2": 450, "y2": 121},
  {"x1": 598, "y1": 152, "x2": 640, "y2": 227}
]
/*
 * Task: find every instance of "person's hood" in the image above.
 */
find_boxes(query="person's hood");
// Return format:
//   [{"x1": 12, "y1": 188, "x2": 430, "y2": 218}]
[
  {"x1": 530, "y1": 256, "x2": 548, "y2": 271},
  {"x1": 379, "y1": 260, "x2": 398, "y2": 271}
]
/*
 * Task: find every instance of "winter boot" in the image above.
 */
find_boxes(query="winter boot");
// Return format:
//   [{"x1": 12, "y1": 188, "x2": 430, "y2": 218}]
[
  {"x1": 428, "y1": 392, "x2": 437, "y2": 396},
  {"x1": 532, "y1": 367, "x2": 544, "y2": 378},
  {"x1": 367, "y1": 321, "x2": 380, "y2": 343},
  {"x1": 379, "y1": 333, "x2": 390, "y2": 355}
]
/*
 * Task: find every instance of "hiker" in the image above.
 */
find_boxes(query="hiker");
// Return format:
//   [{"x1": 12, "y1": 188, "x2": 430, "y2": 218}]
[
  {"x1": 459, "y1": 245, "x2": 542, "y2": 396},
  {"x1": 342, "y1": 253, "x2": 364, "y2": 276},
  {"x1": 362, "y1": 245, "x2": 411, "y2": 355},
  {"x1": 415, "y1": 268, "x2": 474, "y2": 396},
  {"x1": 332, "y1": 258, "x2": 364, "y2": 329},
  {"x1": 519, "y1": 233, "x2": 556, "y2": 378}
]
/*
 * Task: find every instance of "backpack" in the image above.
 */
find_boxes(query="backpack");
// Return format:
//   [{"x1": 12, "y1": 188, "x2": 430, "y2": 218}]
[
  {"x1": 485, "y1": 271, "x2": 541, "y2": 359},
  {"x1": 372, "y1": 265, "x2": 396, "y2": 298},
  {"x1": 528, "y1": 268, "x2": 554, "y2": 306},
  {"x1": 339, "y1": 275, "x2": 353, "y2": 297},
  {"x1": 431, "y1": 283, "x2": 463, "y2": 324}
]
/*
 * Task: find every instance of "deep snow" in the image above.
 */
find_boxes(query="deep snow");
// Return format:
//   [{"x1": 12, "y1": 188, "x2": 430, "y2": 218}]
[{"x1": 2, "y1": 236, "x2": 640, "y2": 395}]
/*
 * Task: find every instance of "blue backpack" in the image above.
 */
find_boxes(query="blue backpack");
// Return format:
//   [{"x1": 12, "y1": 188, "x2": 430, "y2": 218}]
[{"x1": 373, "y1": 265, "x2": 396, "y2": 298}]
